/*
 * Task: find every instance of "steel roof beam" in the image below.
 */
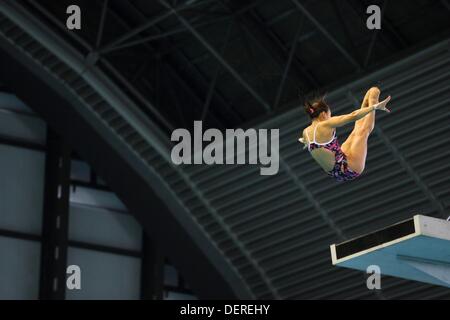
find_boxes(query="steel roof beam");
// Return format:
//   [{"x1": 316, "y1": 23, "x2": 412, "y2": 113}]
[
  {"x1": 273, "y1": 15, "x2": 305, "y2": 109},
  {"x1": 202, "y1": 22, "x2": 233, "y2": 121},
  {"x1": 363, "y1": 0, "x2": 390, "y2": 67},
  {"x1": 95, "y1": 0, "x2": 109, "y2": 49},
  {"x1": 100, "y1": 11, "x2": 220, "y2": 55},
  {"x1": 330, "y1": 0, "x2": 362, "y2": 67},
  {"x1": 355, "y1": 0, "x2": 409, "y2": 49},
  {"x1": 218, "y1": 0, "x2": 319, "y2": 91},
  {"x1": 290, "y1": 0, "x2": 361, "y2": 70},
  {"x1": 120, "y1": 0, "x2": 244, "y2": 124},
  {"x1": 101, "y1": 0, "x2": 240, "y2": 126},
  {"x1": 159, "y1": 0, "x2": 272, "y2": 113},
  {"x1": 101, "y1": 0, "x2": 214, "y2": 52}
]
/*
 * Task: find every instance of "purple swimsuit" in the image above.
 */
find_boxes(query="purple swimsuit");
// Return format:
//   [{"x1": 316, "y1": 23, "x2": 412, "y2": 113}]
[{"x1": 306, "y1": 125, "x2": 360, "y2": 182}]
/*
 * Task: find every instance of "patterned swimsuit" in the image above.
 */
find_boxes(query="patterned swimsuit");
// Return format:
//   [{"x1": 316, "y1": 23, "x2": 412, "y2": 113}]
[{"x1": 306, "y1": 125, "x2": 360, "y2": 182}]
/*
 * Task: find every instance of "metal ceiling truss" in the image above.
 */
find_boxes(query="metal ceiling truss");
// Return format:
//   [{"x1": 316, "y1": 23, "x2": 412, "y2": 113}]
[
  {"x1": 111, "y1": 0, "x2": 244, "y2": 126},
  {"x1": 353, "y1": 0, "x2": 409, "y2": 50},
  {"x1": 290, "y1": 0, "x2": 361, "y2": 71},
  {"x1": 25, "y1": 0, "x2": 176, "y2": 131},
  {"x1": 159, "y1": 0, "x2": 272, "y2": 113},
  {"x1": 218, "y1": 0, "x2": 320, "y2": 97}
]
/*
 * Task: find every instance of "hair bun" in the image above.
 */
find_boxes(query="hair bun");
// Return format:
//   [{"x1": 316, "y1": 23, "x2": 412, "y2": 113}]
[{"x1": 303, "y1": 95, "x2": 329, "y2": 119}]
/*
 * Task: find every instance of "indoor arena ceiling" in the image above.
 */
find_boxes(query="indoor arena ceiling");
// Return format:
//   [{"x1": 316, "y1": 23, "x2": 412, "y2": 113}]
[
  {"x1": 1, "y1": 0, "x2": 449, "y2": 300},
  {"x1": 18, "y1": 0, "x2": 450, "y2": 132}
]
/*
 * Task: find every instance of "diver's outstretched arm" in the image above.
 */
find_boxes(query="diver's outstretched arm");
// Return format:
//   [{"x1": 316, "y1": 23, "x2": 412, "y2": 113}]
[{"x1": 322, "y1": 96, "x2": 391, "y2": 129}]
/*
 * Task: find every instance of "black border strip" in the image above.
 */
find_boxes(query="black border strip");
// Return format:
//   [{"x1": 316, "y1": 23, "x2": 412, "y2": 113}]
[{"x1": 335, "y1": 218, "x2": 416, "y2": 260}]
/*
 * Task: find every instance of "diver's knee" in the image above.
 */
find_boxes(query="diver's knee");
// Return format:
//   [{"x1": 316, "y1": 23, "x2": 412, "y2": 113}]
[
  {"x1": 369, "y1": 86, "x2": 381, "y2": 96},
  {"x1": 369, "y1": 87, "x2": 381, "y2": 99}
]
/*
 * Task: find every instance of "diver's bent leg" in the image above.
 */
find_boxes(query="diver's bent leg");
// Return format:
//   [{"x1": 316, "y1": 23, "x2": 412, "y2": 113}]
[
  {"x1": 346, "y1": 128, "x2": 371, "y2": 174},
  {"x1": 343, "y1": 87, "x2": 379, "y2": 154},
  {"x1": 361, "y1": 87, "x2": 380, "y2": 134}
]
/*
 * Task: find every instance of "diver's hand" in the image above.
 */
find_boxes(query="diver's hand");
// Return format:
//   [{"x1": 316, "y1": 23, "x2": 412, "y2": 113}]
[{"x1": 373, "y1": 96, "x2": 391, "y2": 113}]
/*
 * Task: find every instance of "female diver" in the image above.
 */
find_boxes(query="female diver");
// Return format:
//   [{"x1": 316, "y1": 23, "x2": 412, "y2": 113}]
[{"x1": 299, "y1": 87, "x2": 391, "y2": 182}]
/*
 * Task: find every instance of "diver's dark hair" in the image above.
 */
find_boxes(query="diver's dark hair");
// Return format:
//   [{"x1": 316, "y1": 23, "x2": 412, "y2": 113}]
[{"x1": 304, "y1": 96, "x2": 330, "y2": 119}]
